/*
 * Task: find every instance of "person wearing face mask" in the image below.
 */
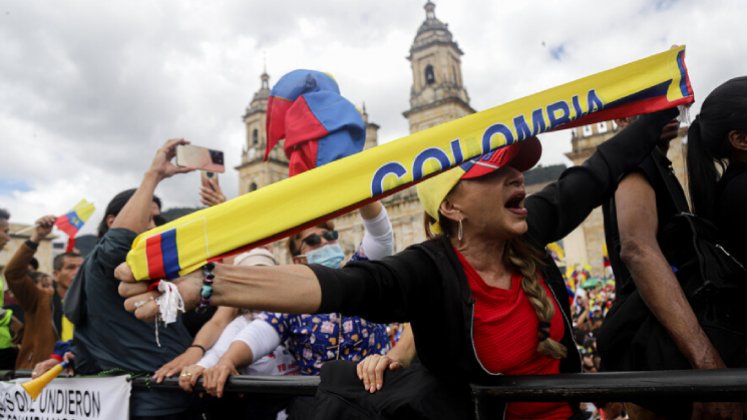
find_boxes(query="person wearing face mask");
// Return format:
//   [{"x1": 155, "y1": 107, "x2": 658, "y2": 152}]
[{"x1": 198, "y1": 200, "x2": 394, "y2": 419}]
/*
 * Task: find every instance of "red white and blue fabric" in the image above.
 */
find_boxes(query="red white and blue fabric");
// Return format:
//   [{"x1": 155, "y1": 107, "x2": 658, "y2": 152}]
[
  {"x1": 145, "y1": 228, "x2": 180, "y2": 280},
  {"x1": 55, "y1": 211, "x2": 86, "y2": 238},
  {"x1": 55, "y1": 199, "x2": 95, "y2": 252},
  {"x1": 265, "y1": 69, "x2": 365, "y2": 177}
]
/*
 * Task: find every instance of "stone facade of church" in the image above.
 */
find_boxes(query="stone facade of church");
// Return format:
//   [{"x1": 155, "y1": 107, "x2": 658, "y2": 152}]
[{"x1": 234, "y1": 1, "x2": 689, "y2": 273}]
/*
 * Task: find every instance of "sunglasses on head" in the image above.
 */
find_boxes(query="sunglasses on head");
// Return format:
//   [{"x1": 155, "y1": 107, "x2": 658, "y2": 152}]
[{"x1": 301, "y1": 230, "x2": 339, "y2": 248}]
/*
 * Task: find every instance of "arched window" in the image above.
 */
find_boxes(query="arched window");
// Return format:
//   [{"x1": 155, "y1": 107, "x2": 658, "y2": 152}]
[
  {"x1": 425, "y1": 64, "x2": 435, "y2": 85},
  {"x1": 252, "y1": 129, "x2": 259, "y2": 145},
  {"x1": 249, "y1": 182, "x2": 258, "y2": 192}
]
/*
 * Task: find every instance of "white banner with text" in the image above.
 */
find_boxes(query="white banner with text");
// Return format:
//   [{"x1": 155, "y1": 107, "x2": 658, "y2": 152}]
[{"x1": 0, "y1": 376, "x2": 130, "y2": 420}]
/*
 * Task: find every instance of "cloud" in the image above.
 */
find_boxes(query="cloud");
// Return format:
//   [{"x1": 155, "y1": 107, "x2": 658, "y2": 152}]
[{"x1": 0, "y1": 0, "x2": 744, "y2": 232}]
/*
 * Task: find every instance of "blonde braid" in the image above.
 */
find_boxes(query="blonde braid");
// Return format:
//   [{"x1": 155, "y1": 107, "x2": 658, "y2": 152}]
[{"x1": 506, "y1": 239, "x2": 568, "y2": 359}]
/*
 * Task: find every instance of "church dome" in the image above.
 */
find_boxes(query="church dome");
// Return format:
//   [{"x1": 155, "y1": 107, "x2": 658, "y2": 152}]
[
  {"x1": 411, "y1": 2, "x2": 461, "y2": 55},
  {"x1": 245, "y1": 71, "x2": 271, "y2": 118},
  {"x1": 251, "y1": 71, "x2": 271, "y2": 104}
]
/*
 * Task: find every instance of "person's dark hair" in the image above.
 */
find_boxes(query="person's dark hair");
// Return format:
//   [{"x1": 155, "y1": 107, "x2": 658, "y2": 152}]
[
  {"x1": 687, "y1": 76, "x2": 747, "y2": 219},
  {"x1": 97, "y1": 189, "x2": 162, "y2": 238},
  {"x1": 288, "y1": 221, "x2": 335, "y2": 257},
  {"x1": 29, "y1": 257, "x2": 39, "y2": 271},
  {"x1": 53, "y1": 252, "x2": 82, "y2": 271},
  {"x1": 0, "y1": 208, "x2": 9, "y2": 221}
]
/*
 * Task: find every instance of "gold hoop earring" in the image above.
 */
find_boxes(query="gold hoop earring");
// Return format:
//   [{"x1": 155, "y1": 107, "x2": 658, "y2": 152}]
[{"x1": 458, "y1": 219, "x2": 464, "y2": 241}]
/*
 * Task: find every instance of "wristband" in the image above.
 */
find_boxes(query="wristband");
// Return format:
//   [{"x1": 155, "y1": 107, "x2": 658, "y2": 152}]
[
  {"x1": 189, "y1": 344, "x2": 207, "y2": 355},
  {"x1": 196, "y1": 262, "x2": 215, "y2": 312},
  {"x1": 25, "y1": 239, "x2": 39, "y2": 251}
]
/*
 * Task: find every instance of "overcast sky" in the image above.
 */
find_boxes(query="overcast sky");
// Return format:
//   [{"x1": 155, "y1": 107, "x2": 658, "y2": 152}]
[{"x1": 0, "y1": 0, "x2": 744, "y2": 234}]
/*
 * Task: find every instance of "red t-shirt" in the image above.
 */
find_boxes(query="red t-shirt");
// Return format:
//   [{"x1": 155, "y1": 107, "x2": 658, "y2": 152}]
[{"x1": 456, "y1": 249, "x2": 573, "y2": 420}]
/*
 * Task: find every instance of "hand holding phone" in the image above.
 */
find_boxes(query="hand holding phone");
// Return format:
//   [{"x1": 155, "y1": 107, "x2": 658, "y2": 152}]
[
  {"x1": 176, "y1": 144, "x2": 225, "y2": 173},
  {"x1": 200, "y1": 172, "x2": 225, "y2": 207}
]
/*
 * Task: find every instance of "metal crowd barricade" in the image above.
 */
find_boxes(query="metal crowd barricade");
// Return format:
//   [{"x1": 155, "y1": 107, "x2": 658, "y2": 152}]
[{"x1": 6, "y1": 368, "x2": 747, "y2": 406}]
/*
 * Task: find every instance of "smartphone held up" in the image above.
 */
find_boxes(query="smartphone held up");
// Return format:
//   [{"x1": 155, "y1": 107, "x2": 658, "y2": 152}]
[{"x1": 176, "y1": 144, "x2": 225, "y2": 173}]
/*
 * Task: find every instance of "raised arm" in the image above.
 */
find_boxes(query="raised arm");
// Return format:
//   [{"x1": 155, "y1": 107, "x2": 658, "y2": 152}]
[
  {"x1": 526, "y1": 108, "x2": 679, "y2": 245},
  {"x1": 3, "y1": 215, "x2": 56, "y2": 311},
  {"x1": 358, "y1": 202, "x2": 394, "y2": 261},
  {"x1": 111, "y1": 138, "x2": 192, "y2": 234}
]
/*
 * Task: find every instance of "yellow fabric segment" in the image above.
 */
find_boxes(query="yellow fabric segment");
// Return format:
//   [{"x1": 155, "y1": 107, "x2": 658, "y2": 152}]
[
  {"x1": 127, "y1": 47, "x2": 691, "y2": 281},
  {"x1": 61, "y1": 315, "x2": 74, "y2": 342}
]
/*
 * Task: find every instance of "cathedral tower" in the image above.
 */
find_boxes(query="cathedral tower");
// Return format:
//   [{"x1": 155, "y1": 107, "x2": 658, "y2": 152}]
[{"x1": 403, "y1": 1, "x2": 475, "y2": 133}]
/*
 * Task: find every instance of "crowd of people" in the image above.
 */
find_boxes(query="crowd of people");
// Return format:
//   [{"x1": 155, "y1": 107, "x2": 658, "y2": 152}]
[{"x1": 1, "y1": 75, "x2": 746, "y2": 420}]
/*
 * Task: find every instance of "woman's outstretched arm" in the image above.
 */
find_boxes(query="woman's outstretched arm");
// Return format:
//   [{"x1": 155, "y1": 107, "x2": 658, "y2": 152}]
[{"x1": 116, "y1": 262, "x2": 322, "y2": 321}]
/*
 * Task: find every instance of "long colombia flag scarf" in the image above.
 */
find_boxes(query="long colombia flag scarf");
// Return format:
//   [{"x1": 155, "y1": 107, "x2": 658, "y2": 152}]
[{"x1": 127, "y1": 46, "x2": 693, "y2": 281}]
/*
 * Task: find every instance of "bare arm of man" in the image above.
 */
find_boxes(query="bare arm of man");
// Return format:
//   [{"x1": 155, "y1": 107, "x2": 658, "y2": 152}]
[
  {"x1": 616, "y1": 172, "x2": 742, "y2": 419},
  {"x1": 617, "y1": 173, "x2": 722, "y2": 368}
]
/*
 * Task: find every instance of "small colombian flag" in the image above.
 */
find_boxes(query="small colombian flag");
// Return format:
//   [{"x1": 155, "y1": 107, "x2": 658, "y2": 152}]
[{"x1": 55, "y1": 199, "x2": 95, "y2": 252}]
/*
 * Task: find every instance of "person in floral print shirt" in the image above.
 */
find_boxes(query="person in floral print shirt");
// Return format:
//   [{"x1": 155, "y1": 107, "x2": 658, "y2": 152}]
[
  {"x1": 200, "y1": 201, "x2": 393, "y2": 412},
  {"x1": 255, "y1": 297, "x2": 389, "y2": 375}
]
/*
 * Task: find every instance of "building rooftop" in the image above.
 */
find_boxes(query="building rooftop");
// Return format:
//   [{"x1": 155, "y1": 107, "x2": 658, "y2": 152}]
[{"x1": 524, "y1": 164, "x2": 567, "y2": 186}]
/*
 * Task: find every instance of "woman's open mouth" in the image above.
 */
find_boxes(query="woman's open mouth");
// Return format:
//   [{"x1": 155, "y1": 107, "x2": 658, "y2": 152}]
[{"x1": 505, "y1": 191, "x2": 528, "y2": 216}]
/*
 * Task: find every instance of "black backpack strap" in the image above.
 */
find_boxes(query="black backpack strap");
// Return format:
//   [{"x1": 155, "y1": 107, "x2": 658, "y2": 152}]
[{"x1": 651, "y1": 150, "x2": 690, "y2": 214}]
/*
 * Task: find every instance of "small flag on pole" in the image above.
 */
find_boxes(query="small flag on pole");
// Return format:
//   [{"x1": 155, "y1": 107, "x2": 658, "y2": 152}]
[
  {"x1": 547, "y1": 242, "x2": 565, "y2": 264},
  {"x1": 55, "y1": 199, "x2": 95, "y2": 252}
]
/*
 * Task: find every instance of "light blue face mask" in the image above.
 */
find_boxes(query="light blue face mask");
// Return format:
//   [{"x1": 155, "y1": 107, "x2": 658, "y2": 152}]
[{"x1": 305, "y1": 243, "x2": 345, "y2": 268}]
